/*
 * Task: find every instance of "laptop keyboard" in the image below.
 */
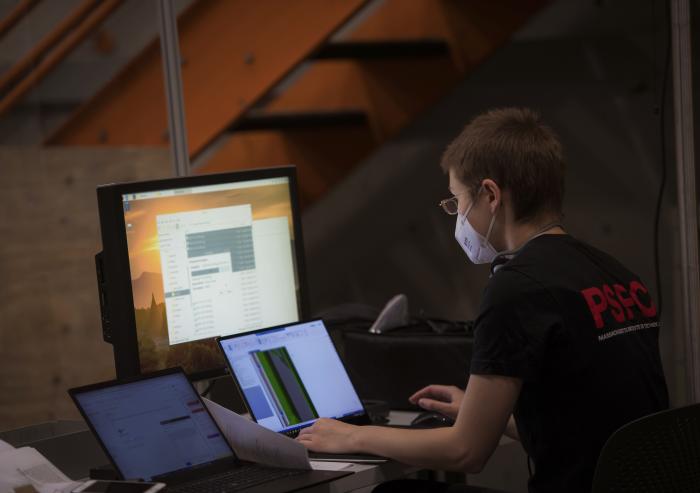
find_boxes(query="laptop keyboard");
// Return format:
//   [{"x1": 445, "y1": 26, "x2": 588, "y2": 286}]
[
  {"x1": 168, "y1": 464, "x2": 306, "y2": 493},
  {"x1": 283, "y1": 422, "x2": 314, "y2": 438}
]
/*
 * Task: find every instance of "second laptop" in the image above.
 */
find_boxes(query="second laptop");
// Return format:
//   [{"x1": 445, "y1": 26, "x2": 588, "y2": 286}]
[{"x1": 217, "y1": 319, "x2": 372, "y2": 438}]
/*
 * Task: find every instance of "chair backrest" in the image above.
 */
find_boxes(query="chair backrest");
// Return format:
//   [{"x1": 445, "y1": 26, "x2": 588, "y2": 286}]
[{"x1": 591, "y1": 403, "x2": 700, "y2": 493}]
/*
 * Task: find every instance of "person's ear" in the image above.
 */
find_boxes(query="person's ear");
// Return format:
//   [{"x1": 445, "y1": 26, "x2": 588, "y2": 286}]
[{"x1": 481, "y1": 179, "x2": 501, "y2": 214}]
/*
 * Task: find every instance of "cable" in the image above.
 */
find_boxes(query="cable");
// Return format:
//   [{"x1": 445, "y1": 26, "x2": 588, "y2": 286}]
[{"x1": 652, "y1": 0, "x2": 671, "y2": 317}]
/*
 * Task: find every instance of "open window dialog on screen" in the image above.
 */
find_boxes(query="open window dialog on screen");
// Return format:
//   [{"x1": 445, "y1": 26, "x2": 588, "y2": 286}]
[{"x1": 156, "y1": 205, "x2": 297, "y2": 345}]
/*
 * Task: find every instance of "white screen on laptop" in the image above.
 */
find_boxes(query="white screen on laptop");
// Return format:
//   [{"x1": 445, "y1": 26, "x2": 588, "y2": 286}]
[{"x1": 220, "y1": 320, "x2": 364, "y2": 433}]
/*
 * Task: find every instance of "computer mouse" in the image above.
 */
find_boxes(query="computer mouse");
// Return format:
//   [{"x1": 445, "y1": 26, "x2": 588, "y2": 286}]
[{"x1": 410, "y1": 411, "x2": 456, "y2": 428}]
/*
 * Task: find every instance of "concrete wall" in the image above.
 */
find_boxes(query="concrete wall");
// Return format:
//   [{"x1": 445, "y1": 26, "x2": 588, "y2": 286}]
[
  {"x1": 298, "y1": 2, "x2": 692, "y2": 489},
  {"x1": 304, "y1": 0, "x2": 684, "y2": 402},
  {"x1": 298, "y1": 2, "x2": 693, "y2": 488},
  {"x1": 0, "y1": 148, "x2": 171, "y2": 430},
  {"x1": 303, "y1": 0, "x2": 686, "y2": 405}
]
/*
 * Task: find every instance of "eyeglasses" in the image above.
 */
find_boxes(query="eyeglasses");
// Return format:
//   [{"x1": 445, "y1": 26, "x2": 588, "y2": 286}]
[{"x1": 439, "y1": 191, "x2": 468, "y2": 215}]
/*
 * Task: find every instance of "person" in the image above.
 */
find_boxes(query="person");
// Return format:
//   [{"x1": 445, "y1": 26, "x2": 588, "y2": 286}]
[{"x1": 297, "y1": 108, "x2": 669, "y2": 493}]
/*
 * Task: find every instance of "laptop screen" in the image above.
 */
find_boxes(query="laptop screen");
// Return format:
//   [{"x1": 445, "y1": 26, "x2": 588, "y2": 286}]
[
  {"x1": 219, "y1": 320, "x2": 364, "y2": 433},
  {"x1": 72, "y1": 371, "x2": 234, "y2": 481}
]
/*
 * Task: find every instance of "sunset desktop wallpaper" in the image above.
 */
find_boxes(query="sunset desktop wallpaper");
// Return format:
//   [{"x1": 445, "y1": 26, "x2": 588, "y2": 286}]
[{"x1": 123, "y1": 182, "x2": 295, "y2": 374}]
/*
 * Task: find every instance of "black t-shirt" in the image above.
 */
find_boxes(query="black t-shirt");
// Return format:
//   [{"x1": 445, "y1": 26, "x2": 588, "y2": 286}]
[{"x1": 470, "y1": 234, "x2": 668, "y2": 493}]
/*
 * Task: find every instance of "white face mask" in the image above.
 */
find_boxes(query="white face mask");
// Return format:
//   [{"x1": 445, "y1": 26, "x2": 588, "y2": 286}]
[{"x1": 455, "y1": 194, "x2": 499, "y2": 264}]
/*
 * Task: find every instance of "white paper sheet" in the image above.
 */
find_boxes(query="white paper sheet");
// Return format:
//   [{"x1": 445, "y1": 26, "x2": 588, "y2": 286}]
[
  {"x1": 0, "y1": 439, "x2": 14, "y2": 454},
  {"x1": 309, "y1": 461, "x2": 353, "y2": 471},
  {"x1": 203, "y1": 398, "x2": 310, "y2": 470},
  {"x1": 0, "y1": 446, "x2": 78, "y2": 493},
  {"x1": 36, "y1": 481, "x2": 82, "y2": 493}
]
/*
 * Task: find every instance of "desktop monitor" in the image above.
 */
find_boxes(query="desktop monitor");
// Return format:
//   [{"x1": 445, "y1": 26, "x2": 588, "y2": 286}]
[{"x1": 95, "y1": 166, "x2": 308, "y2": 380}]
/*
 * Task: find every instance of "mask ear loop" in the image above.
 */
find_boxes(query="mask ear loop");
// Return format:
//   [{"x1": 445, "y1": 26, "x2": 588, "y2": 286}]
[
  {"x1": 463, "y1": 199, "x2": 475, "y2": 220},
  {"x1": 484, "y1": 211, "x2": 497, "y2": 244},
  {"x1": 464, "y1": 183, "x2": 486, "y2": 222},
  {"x1": 478, "y1": 183, "x2": 498, "y2": 245},
  {"x1": 464, "y1": 182, "x2": 501, "y2": 247}
]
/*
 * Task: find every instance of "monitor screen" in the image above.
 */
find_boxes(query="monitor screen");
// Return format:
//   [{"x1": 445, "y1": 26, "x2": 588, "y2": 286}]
[
  {"x1": 219, "y1": 320, "x2": 364, "y2": 434},
  {"x1": 71, "y1": 371, "x2": 234, "y2": 481},
  {"x1": 96, "y1": 167, "x2": 307, "y2": 379}
]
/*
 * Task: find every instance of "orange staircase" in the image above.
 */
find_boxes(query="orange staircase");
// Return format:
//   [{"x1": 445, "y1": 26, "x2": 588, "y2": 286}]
[{"x1": 40, "y1": 0, "x2": 548, "y2": 205}]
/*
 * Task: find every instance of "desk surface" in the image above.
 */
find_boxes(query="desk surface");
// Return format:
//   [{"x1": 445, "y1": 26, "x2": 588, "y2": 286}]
[
  {"x1": 1, "y1": 413, "x2": 422, "y2": 493},
  {"x1": 1, "y1": 411, "x2": 528, "y2": 492},
  {"x1": 304, "y1": 461, "x2": 419, "y2": 493}
]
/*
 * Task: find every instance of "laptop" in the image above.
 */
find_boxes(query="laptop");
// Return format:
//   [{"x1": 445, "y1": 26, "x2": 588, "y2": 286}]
[
  {"x1": 68, "y1": 367, "x2": 350, "y2": 493},
  {"x1": 216, "y1": 319, "x2": 386, "y2": 461}
]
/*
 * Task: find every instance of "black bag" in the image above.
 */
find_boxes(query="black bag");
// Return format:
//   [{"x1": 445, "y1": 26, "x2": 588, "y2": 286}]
[{"x1": 326, "y1": 317, "x2": 474, "y2": 410}]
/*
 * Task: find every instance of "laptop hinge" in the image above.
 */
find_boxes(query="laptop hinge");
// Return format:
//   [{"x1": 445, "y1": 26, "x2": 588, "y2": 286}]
[{"x1": 152, "y1": 458, "x2": 240, "y2": 485}]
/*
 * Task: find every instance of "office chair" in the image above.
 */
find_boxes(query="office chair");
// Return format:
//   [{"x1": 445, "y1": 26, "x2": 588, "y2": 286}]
[{"x1": 591, "y1": 403, "x2": 700, "y2": 493}]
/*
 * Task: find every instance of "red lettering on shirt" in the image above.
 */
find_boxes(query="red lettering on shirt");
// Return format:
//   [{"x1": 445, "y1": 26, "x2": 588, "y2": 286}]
[
  {"x1": 580, "y1": 281, "x2": 657, "y2": 329},
  {"x1": 630, "y1": 281, "x2": 657, "y2": 318},
  {"x1": 603, "y1": 284, "x2": 625, "y2": 323},
  {"x1": 614, "y1": 284, "x2": 636, "y2": 319},
  {"x1": 581, "y1": 287, "x2": 607, "y2": 329}
]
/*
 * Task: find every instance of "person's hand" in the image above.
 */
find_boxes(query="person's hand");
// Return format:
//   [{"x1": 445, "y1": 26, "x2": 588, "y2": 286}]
[
  {"x1": 297, "y1": 418, "x2": 360, "y2": 453},
  {"x1": 408, "y1": 384, "x2": 464, "y2": 419}
]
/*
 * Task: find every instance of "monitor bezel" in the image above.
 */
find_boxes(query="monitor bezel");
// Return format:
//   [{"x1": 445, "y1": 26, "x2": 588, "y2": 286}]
[
  {"x1": 96, "y1": 166, "x2": 309, "y2": 381},
  {"x1": 216, "y1": 318, "x2": 371, "y2": 433}
]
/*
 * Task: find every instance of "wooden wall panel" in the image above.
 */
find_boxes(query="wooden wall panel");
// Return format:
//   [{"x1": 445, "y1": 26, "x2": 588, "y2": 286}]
[
  {"x1": 46, "y1": 0, "x2": 368, "y2": 155},
  {"x1": 439, "y1": 0, "x2": 550, "y2": 70},
  {"x1": 266, "y1": 62, "x2": 369, "y2": 114},
  {"x1": 197, "y1": 124, "x2": 376, "y2": 206},
  {"x1": 345, "y1": 0, "x2": 453, "y2": 41},
  {"x1": 0, "y1": 147, "x2": 171, "y2": 431}
]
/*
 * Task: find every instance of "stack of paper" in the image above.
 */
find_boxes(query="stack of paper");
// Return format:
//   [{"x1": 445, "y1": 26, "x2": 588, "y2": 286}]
[{"x1": 0, "y1": 440, "x2": 80, "y2": 493}]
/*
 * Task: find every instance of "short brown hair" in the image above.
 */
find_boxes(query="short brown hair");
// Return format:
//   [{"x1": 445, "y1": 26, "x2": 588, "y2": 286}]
[{"x1": 440, "y1": 107, "x2": 565, "y2": 223}]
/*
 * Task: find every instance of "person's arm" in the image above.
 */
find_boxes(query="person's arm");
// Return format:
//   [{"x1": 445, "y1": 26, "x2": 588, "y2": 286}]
[
  {"x1": 298, "y1": 374, "x2": 522, "y2": 473},
  {"x1": 408, "y1": 385, "x2": 519, "y2": 441}
]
